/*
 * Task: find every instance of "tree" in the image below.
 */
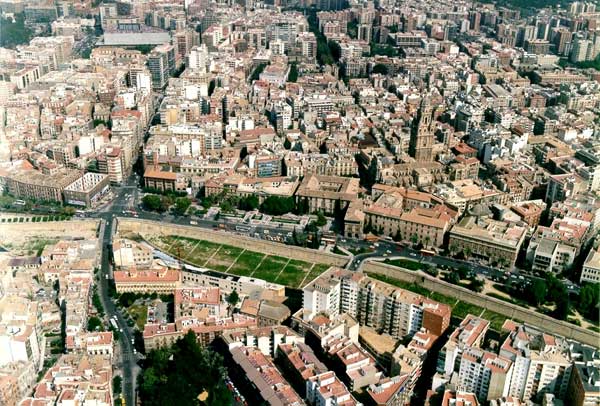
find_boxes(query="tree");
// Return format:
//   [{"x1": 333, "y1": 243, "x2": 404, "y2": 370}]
[
  {"x1": 328, "y1": 40, "x2": 342, "y2": 62},
  {"x1": 238, "y1": 195, "x2": 259, "y2": 211},
  {"x1": 284, "y1": 137, "x2": 292, "y2": 150},
  {"x1": 422, "y1": 265, "x2": 438, "y2": 278},
  {"x1": 118, "y1": 292, "x2": 138, "y2": 308},
  {"x1": 295, "y1": 197, "x2": 309, "y2": 215},
  {"x1": 142, "y1": 194, "x2": 162, "y2": 211},
  {"x1": 219, "y1": 199, "x2": 234, "y2": 213},
  {"x1": 469, "y1": 277, "x2": 484, "y2": 293},
  {"x1": 139, "y1": 331, "x2": 231, "y2": 406},
  {"x1": 288, "y1": 63, "x2": 298, "y2": 82},
  {"x1": 410, "y1": 234, "x2": 419, "y2": 245},
  {"x1": 173, "y1": 197, "x2": 191, "y2": 215},
  {"x1": 113, "y1": 375, "x2": 122, "y2": 395},
  {"x1": 372, "y1": 63, "x2": 389, "y2": 75},
  {"x1": 227, "y1": 289, "x2": 240, "y2": 308},
  {"x1": 315, "y1": 211, "x2": 327, "y2": 227},
  {"x1": 530, "y1": 279, "x2": 547, "y2": 306},
  {"x1": 260, "y1": 196, "x2": 295, "y2": 216},
  {"x1": 0, "y1": 14, "x2": 34, "y2": 48},
  {"x1": 445, "y1": 271, "x2": 460, "y2": 285},
  {"x1": 576, "y1": 283, "x2": 600, "y2": 321},
  {"x1": 87, "y1": 316, "x2": 103, "y2": 332}
]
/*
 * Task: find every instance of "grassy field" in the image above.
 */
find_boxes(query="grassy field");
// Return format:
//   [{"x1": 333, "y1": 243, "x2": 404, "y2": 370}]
[
  {"x1": 383, "y1": 258, "x2": 423, "y2": 270},
  {"x1": 127, "y1": 304, "x2": 148, "y2": 330},
  {"x1": 367, "y1": 272, "x2": 516, "y2": 333},
  {"x1": 150, "y1": 235, "x2": 332, "y2": 289}
]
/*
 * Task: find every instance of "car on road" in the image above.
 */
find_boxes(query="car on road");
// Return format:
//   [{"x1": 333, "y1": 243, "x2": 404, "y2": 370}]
[{"x1": 386, "y1": 250, "x2": 391, "y2": 254}]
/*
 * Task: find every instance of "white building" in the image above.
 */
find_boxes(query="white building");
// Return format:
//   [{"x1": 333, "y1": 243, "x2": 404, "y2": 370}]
[
  {"x1": 500, "y1": 321, "x2": 573, "y2": 401},
  {"x1": 457, "y1": 347, "x2": 513, "y2": 402},
  {"x1": 580, "y1": 247, "x2": 600, "y2": 284},
  {"x1": 306, "y1": 371, "x2": 361, "y2": 406}
]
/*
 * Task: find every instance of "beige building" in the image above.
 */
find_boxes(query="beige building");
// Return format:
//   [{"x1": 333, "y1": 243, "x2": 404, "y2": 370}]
[
  {"x1": 113, "y1": 268, "x2": 180, "y2": 294},
  {"x1": 3, "y1": 168, "x2": 81, "y2": 203},
  {"x1": 449, "y1": 217, "x2": 526, "y2": 267},
  {"x1": 296, "y1": 174, "x2": 359, "y2": 214},
  {"x1": 364, "y1": 185, "x2": 456, "y2": 247},
  {"x1": 581, "y1": 246, "x2": 600, "y2": 284},
  {"x1": 112, "y1": 239, "x2": 153, "y2": 269},
  {"x1": 143, "y1": 314, "x2": 257, "y2": 351}
]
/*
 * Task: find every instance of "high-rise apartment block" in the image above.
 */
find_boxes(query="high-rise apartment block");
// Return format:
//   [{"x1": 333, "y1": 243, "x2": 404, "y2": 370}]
[{"x1": 302, "y1": 268, "x2": 451, "y2": 339}]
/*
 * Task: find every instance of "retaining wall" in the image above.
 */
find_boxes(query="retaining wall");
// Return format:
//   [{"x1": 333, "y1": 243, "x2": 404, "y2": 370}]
[
  {"x1": 362, "y1": 260, "x2": 600, "y2": 347},
  {"x1": 0, "y1": 219, "x2": 101, "y2": 245}
]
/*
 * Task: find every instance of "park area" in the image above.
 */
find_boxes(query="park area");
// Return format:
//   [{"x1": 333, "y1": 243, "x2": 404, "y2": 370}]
[{"x1": 149, "y1": 235, "x2": 330, "y2": 289}]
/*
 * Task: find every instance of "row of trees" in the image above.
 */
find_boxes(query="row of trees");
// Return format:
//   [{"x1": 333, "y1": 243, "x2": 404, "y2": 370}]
[
  {"x1": 444, "y1": 267, "x2": 485, "y2": 293},
  {"x1": 200, "y1": 192, "x2": 312, "y2": 217},
  {"x1": 500, "y1": 273, "x2": 599, "y2": 323},
  {"x1": 142, "y1": 194, "x2": 191, "y2": 215}
]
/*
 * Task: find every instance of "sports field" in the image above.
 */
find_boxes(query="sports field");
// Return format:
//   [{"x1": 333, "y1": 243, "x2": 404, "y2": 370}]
[{"x1": 150, "y1": 235, "x2": 330, "y2": 289}]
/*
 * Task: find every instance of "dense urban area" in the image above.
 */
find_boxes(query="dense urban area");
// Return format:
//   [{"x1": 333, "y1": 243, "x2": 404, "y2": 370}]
[{"x1": 0, "y1": 0, "x2": 599, "y2": 405}]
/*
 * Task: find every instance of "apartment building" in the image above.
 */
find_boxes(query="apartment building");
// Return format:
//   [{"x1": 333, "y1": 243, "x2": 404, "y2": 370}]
[
  {"x1": 499, "y1": 321, "x2": 573, "y2": 402},
  {"x1": 63, "y1": 172, "x2": 111, "y2": 208},
  {"x1": 229, "y1": 345, "x2": 305, "y2": 406},
  {"x1": 440, "y1": 391, "x2": 480, "y2": 406},
  {"x1": 3, "y1": 168, "x2": 81, "y2": 203},
  {"x1": 174, "y1": 287, "x2": 221, "y2": 318},
  {"x1": 437, "y1": 315, "x2": 490, "y2": 379},
  {"x1": 97, "y1": 147, "x2": 125, "y2": 185},
  {"x1": 276, "y1": 341, "x2": 329, "y2": 396},
  {"x1": 306, "y1": 371, "x2": 361, "y2": 406},
  {"x1": 545, "y1": 173, "x2": 588, "y2": 205},
  {"x1": 302, "y1": 269, "x2": 451, "y2": 340},
  {"x1": 225, "y1": 326, "x2": 303, "y2": 358},
  {"x1": 325, "y1": 338, "x2": 382, "y2": 390},
  {"x1": 510, "y1": 201, "x2": 545, "y2": 227},
  {"x1": 457, "y1": 347, "x2": 513, "y2": 402},
  {"x1": 148, "y1": 44, "x2": 176, "y2": 90},
  {"x1": 367, "y1": 375, "x2": 412, "y2": 406},
  {"x1": 568, "y1": 363, "x2": 600, "y2": 406},
  {"x1": 143, "y1": 314, "x2": 257, "y2": 351},
  {"x1": 67, "y1": 332, "x2": 114, "y2": 358},
  {"x1": 180, "y1": 266, "x2": 286, "y2": 301},
  {"x1": 20, "y1": 353, "x2": 113, "y2": 406}
]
